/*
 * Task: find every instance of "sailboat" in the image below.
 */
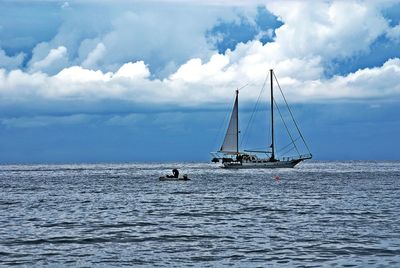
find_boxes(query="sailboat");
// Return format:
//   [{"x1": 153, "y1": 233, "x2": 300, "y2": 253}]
[{"x1": 211, "y1": 69, "x2": 312, "y2": 169}]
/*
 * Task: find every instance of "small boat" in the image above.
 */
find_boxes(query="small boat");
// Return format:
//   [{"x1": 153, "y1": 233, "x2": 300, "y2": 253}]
[
  {"x1": 159, "y1": 169, "x2": 189, "y2": 181},
  {"x1": 159, "y1": 175, "x2": 190, "y2": 181},
  {"x1": 211, "y1": 69, "x2": 312, "y2": 169}
]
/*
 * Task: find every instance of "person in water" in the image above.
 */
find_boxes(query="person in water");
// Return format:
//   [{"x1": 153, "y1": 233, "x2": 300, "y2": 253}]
[
  {"x1": 172, "y1": 169, "x2": 179, "y2": 178},
  {"x1": 166, "y1": 169, "x2": 179, "y2": 178}
]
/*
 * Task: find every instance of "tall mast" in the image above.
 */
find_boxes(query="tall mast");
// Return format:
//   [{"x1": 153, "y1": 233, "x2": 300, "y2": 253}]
[
  {"x1": 236, "y1": 89, "x2": 239, "y2": 155},
  {"x1": 270, "y1": 69, "x2": 275, "y2": 160}
]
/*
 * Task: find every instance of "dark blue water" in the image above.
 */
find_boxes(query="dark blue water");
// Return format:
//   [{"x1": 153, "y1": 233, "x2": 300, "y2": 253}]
[{"x1": 1, "y1": 161, "x2": 399, "y2": 267}]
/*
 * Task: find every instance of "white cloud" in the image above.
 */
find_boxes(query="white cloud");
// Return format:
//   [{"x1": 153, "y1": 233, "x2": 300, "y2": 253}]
[
  {"x1": 170, "y1": 54, "x2": 231, "y2": 83},
  {"x1": 55, "y1": 66, "x2": 112, "y2": 83},
  {"x1": 1, "y1": 0, "x2": 400, "y2": 114},
  {"x1": 29, "y1": 46, "x2": 69, "y2": 74},
  {"x1": 266, "y1": 1, "x2": 388, "y2": 60},
  {"x1": 386, "y1": 23, "x2": 400, "y2": 41},
  {"x1": 114, "y1": 61, "x2": 150, "y2": 79},
  {"x1": 82, "y1": 42, "x2": 106, "y2": 69},
  {"x1": 0, "y1": 49, "x2": 25, "y2": 70},
  {"x1": 94, "y1": 8, "x2": 237, "y2": 74},
  {"x1": 279, "y1": 58, "x2": 400, "y2": 102},
  {"x1": 1, "y1": 54, "x2": 400, "y2": 109},
  {"x1": 24, "y1": 3, "x2": 245, "y2": 77},
  {"x1": 0, "y1": 69, "x2": 48, "y2": 101}
]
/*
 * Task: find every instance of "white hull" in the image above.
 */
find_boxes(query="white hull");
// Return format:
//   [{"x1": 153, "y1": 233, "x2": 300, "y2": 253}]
[{"x1": 222, "y1": 159, "x2": 302, "y2": 169}]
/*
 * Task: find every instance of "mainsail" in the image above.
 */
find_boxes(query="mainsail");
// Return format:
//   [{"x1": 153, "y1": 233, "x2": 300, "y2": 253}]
[
  {"x1": 220, "y1": 91, "x2": 238, "y2": 154},
  {"x1": 212, "y1": 69, "x2": 312, "y2": 169}
]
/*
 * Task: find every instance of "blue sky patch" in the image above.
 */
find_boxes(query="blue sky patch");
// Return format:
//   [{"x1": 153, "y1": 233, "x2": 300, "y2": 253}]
[{"x1": 207, "y1": 6, "x2": 282, "y2": 53}]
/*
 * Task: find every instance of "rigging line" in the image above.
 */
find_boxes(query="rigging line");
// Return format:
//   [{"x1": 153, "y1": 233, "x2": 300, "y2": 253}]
[
  {"x1": 277, "y1": 136, "x2": 301, "y2": 154},
  {"x1": 240, "y1": 73, "x2": 269, "y2": 148},
  {"x1": 281, "y1": 145, "x2": 296, "y2": 157},
  {"x1": 273, "y1": 98, "x2": 300, "y2": 156},
  {"x1": 273, "y1": 72, "x2": 312, "y2": 154},
  {"x1": 237, "y1": 83, "x2": 249, "y2": 91}
]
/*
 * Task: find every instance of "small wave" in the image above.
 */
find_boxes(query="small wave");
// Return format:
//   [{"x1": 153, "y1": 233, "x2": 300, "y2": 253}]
[
  {"x1": 3, "y1": 233, "x2": 235, "y2": 246},
  {"x1": 170, "y1": 191, "x2": 195, "y2": 195},
  {"x1": 0, "y1": 201, "x2": 21, "y2": 206},
  {"x1": 40, "y1": 221, "x2": 77, "y2": 228},
  {"x1": 93, "y1": 222, "x2": 158, "y2": 228}
]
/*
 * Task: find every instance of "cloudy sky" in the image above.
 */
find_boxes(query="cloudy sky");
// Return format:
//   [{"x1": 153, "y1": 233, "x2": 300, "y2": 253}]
[{"x1": 1, "y1": 0, "x2": 400, "y2": 163}]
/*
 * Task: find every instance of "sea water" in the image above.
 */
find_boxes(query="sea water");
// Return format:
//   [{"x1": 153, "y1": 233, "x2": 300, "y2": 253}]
[{"x1": 0, "y1": 161, "x2": 399, "y2": 267}]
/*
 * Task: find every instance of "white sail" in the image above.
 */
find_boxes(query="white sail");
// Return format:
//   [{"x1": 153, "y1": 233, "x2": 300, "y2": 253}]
[
  {"x1": 212, "y1": 70, "x2": 312, "y2": 169},
  {"x1": 220, "y1": 94, "x2": 238, "y2": 154}
]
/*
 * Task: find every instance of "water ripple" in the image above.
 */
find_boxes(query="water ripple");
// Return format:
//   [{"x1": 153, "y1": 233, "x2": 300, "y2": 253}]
[{"x1": 0, "y1": 161, "x2": 399, "y2": 266}]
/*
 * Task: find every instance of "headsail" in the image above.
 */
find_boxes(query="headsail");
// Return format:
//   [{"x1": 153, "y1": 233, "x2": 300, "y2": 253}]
[
  {"x1": 211, "y1": 70, "x2": 312, "y2": 169},
  {"x1": 220, "y1": 92, "x2": 238, "y2": 154}
]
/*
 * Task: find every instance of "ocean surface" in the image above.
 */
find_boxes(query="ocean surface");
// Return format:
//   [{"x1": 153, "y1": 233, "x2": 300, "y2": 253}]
[{"x1": 0, "y1": 161, "x2": 399, "y2": 267}]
